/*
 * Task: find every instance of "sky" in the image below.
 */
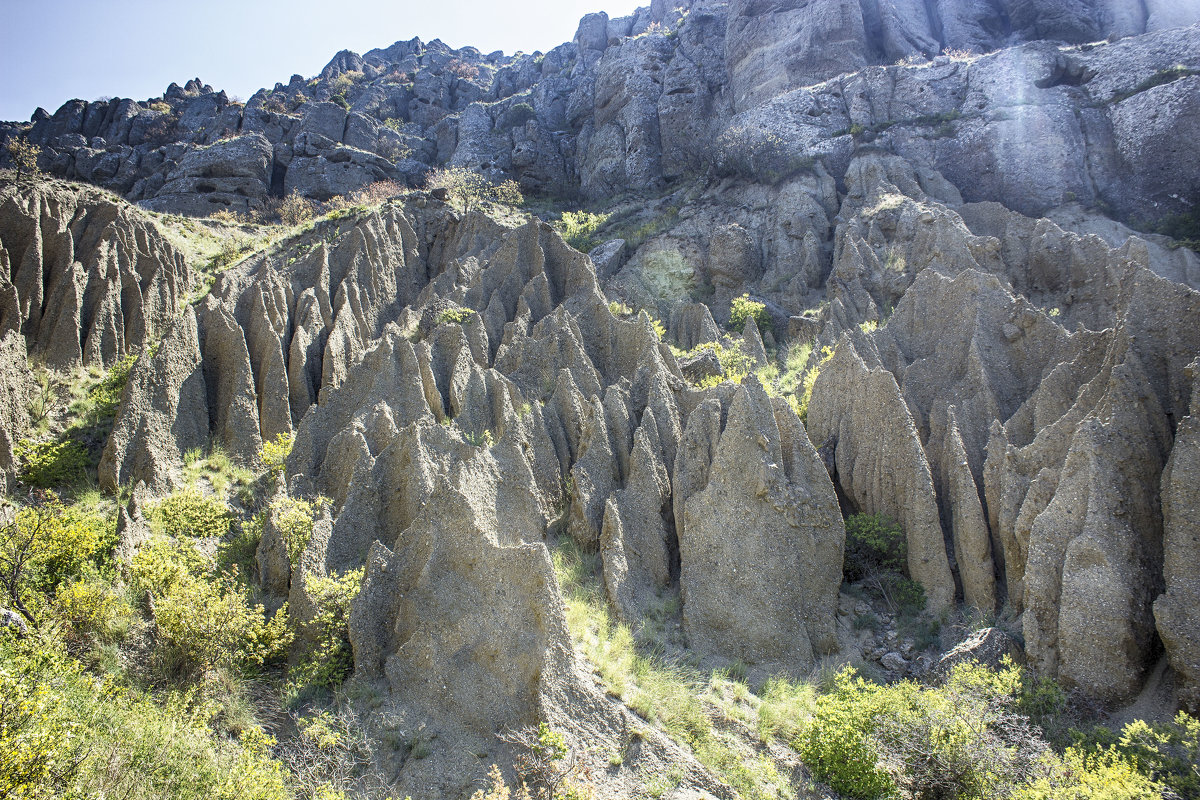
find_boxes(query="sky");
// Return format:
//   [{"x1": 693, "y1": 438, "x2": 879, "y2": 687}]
[{"x1": 0, "y1": 0, "x2": 646, "y2": 122}]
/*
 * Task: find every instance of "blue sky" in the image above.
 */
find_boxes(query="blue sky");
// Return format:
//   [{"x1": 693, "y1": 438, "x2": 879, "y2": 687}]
[{"x1": 0, "y1": 0, "x2": 646, "y2": 122}]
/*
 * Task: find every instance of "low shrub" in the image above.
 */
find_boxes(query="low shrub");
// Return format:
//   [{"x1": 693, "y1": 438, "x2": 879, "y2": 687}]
[
  {"x1": 799, "y1": 667, "x2": 917, "y2": 798},
  {"x1": 88, "y1": 352, "x2": 138, "y2": 421},
  {"x1": 729, "y1": 294, "x2": 771, "y2": 334},
  {"x1": 676, "y1": 341, "x2": 755, "y2": 388},
  {"x1": 1116, "y1": 712, "x2": 1200, "y2": 799},
  {"x1": 379, "y1": 139, "x2": 412, "y2": 164},
  {"x1": 260, "y1": 432, "x2": 293, "y2": 477},
  {"x1": 270, "y1": 496, "x2": 325, "y2": 566},
  {"x1": 154, "y1": 570, "x2": 292, "y2": 673},
  {"x1": 608, "y1": 300, "x2": 633, "y2": 316},
  {"x1": 843, "y1": 513, "x2": 907, "y2": 582},
  {"x1": 796, "y1": 345, "x2": 834, "y2": 422},
  {"x1": 555, "y1": 210, "x2": 610, "y2": 252},
  {"x1": 436, "y1": 307, "x2": 477, "y2": 325},
  {"x1": 801, "y1": 661, "x2": 1050, "y2": 800},
  {"x1": 445, "y1": 58, "x2": 480, "y2": 80},
  {"x1": 209, "y1": 208, "x2": 248, "y2": 225},
  {"x1": 1, "y1": 499, "x2": 114, "y2": 608},
  {"x1": 278, "y1": 191, "x2": 314, "y2": 226},
  {"x1": 129, "y1": 537, "x2": 208, "y2": 598},
  {"x1": 0, "y1": 636, "x2": 293, "y2": 800},
  {"x1": 16, "y1": 438, "x2": 89, "y2": 487},
  {"x1": 289, "y1": 568, "x2": 363, "y2": 691},
  {"x1": 506, "y1": 102, "x2": 537, "y2": 127},
  {"x1": 0, "y1": 654, "x2": 84, "y2": 797},
  {"x1": 51, "y1": 572, "x2": 130, "y2": 647},
  {"x1": 1013, "y1": 748, "x2": 1163, "y2": 800},
  {"x1": 150, "y1": 488, "x2": 233, "y2": 540},
  {"x1": 347, "y1": 179, "x2": 406, "y2": 206}
]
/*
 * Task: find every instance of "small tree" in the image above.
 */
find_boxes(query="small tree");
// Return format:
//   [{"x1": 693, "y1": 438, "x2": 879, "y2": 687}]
[
  {"x1": 278, "y1": 191, "x2": 314, "y2": 226},
  {"x1": 426, "y1": 166, "x2": 523, "y2": 214},
  {"x1": 5, "y1": 137, "x2": 41, "y2": 184}
]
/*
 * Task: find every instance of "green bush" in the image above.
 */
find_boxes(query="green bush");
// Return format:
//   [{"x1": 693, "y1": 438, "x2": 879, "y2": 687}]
[
  {"x1": 259, "y1": 432, "x2": 293, "y2": 477},
  {"x1": 16, "y1": 438, "x2": 89, "y2": 487},
  {"x1": 0, "y1": 655, "x2": 83, "y2": 798},
  {"x1": 799, "y1": 667, "x2": 916, "y2": 798},
  {"x1": 88, "y1": 352, "x2": 138, "y2": 421},
  {"x1": 269, "y1": 496, "x2": 325, "y2": 566},
  {"x1": 1116, "y1": 712, "x2": 1200, "y2": 799},
  {"x1": 0, "y1": 636, "x2": 292, "y2": 800},
  {"x1": 154, "y1": 571, "x2": 292, "y2": 673},
  {"x1": 289, "y1": 568, "x2": 362, "y2": 691},
  {"x1": 1013, "y1": 748, "x2": 1163, "y2": 800},
  {"x1": 506, "y1": 101, "x2": 537, "y2": 127},
  {"x1": 151, "y1": 489, "x2": 233, "y2": 539},
  {"x1": 729, "y1": 294, "x2": 771, "y2": 334},
  {"x1": 801, "y1": 661, "x2": 1051, "y2": 800},
  {"x1": 873, "y1": 660, "x2": 1040, "y2": 799},
  {"x1": 797, "y1": 345, "x2": 834, "y2": 423},
  {"x1": 129, "y1": 537, "x2": 208, "y2": 598},
  {"x1": 555, "y1": 210, "x2": 610, "y2": 252},
  {"x1": 843, "y1": 513, "x2": 907, "y2": 582},
  {"x1": 674, "y1": 340, "x2": 756, "y2": 389},
  {"x1": 51, "y1": 571, "x2": 130, "y2": 647},
  {"x1": 436, "y1": 307, "x2": 477, "y2": 325},
  {"x1": 1, "y1": 500, "x2": 114, "y2": 616}
]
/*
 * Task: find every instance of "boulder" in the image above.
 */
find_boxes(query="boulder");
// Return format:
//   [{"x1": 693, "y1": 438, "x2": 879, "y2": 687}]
[{"x1": 933, "y1": 627, "x2": 1024, "y2": 680}]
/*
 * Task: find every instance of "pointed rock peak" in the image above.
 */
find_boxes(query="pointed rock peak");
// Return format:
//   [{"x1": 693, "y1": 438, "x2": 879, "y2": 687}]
[{"x1": 742, "y1": 315, "x2": 768, "y2": 367}]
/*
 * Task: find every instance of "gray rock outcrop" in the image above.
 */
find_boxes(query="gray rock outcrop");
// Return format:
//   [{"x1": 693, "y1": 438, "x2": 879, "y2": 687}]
[
  {"x1": 678, "y1": 379, "x2": 843, "y2": 669},
  {"x1": 0, "y1": 331, "x2": 32, "y2": 493},
  {"x1": 1153, "y1": 358, "x2": 1200, "y2": 710},
  {"x1": 0, "y1": 179, "x2": 190, "y2": 370}
]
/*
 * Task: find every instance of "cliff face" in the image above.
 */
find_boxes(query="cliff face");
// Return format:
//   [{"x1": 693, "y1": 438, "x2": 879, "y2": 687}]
[
  {"x1": 3, "y1": 1, "x2": 1198, "y2": 224},
  {"x1": 3, "y1": 2, "x2": 1200, "y2": 796}
]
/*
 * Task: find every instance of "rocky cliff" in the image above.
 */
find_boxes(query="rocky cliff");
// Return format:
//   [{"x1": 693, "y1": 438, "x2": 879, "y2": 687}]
[{"x1": 3, "y1": 1, "x2": 1200, "y2": 797}]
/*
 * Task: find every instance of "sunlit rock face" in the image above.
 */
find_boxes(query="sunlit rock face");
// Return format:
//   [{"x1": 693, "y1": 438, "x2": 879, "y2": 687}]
[{"x1": 5, "y1": 4, "x2": 1200, "y2": 793}]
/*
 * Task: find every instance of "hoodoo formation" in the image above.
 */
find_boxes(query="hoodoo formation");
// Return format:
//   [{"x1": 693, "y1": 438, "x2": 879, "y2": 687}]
[{"x1": 2, "y1": 2, "x2": 1200, "y2": 798}]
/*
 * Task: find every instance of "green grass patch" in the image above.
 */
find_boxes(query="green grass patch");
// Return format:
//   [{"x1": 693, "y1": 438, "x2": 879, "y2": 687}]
[{"x1": 551, "y1": 538, "x2": 797, "y2": 799}]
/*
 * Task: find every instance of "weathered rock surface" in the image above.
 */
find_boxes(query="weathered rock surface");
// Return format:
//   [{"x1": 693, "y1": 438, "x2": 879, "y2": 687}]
[
  {"x1": 1154, "y1": 358, "x2": 1200, "y2": 711},
  {"x1": 4, "y1": 0, "x2": 1196, "y2": 235},
  {"x1": 5, "y1": 0, "x2": 1200, "y2": 762},
  {"x1": 808, "y1": 336, "x2": 955, "y2": 612},
  {"x1": 99, "y1": 306, "x2": 208, "y2": 492},
  {"x1": 93, "y1": 193, "x2": 853, "y2": 794},
  {"x1": 0, "y1": 331, "x2": 32, "y2": 493},
  {"x1": 802, "y1": 152, "x2": 1200, "y2": 703},
  {"x1": 0, "y1": 179, "x2": 190, "y2": 370},
  {"x1": 679, "y1": 379, "x2": 844, "y2": 669}
]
